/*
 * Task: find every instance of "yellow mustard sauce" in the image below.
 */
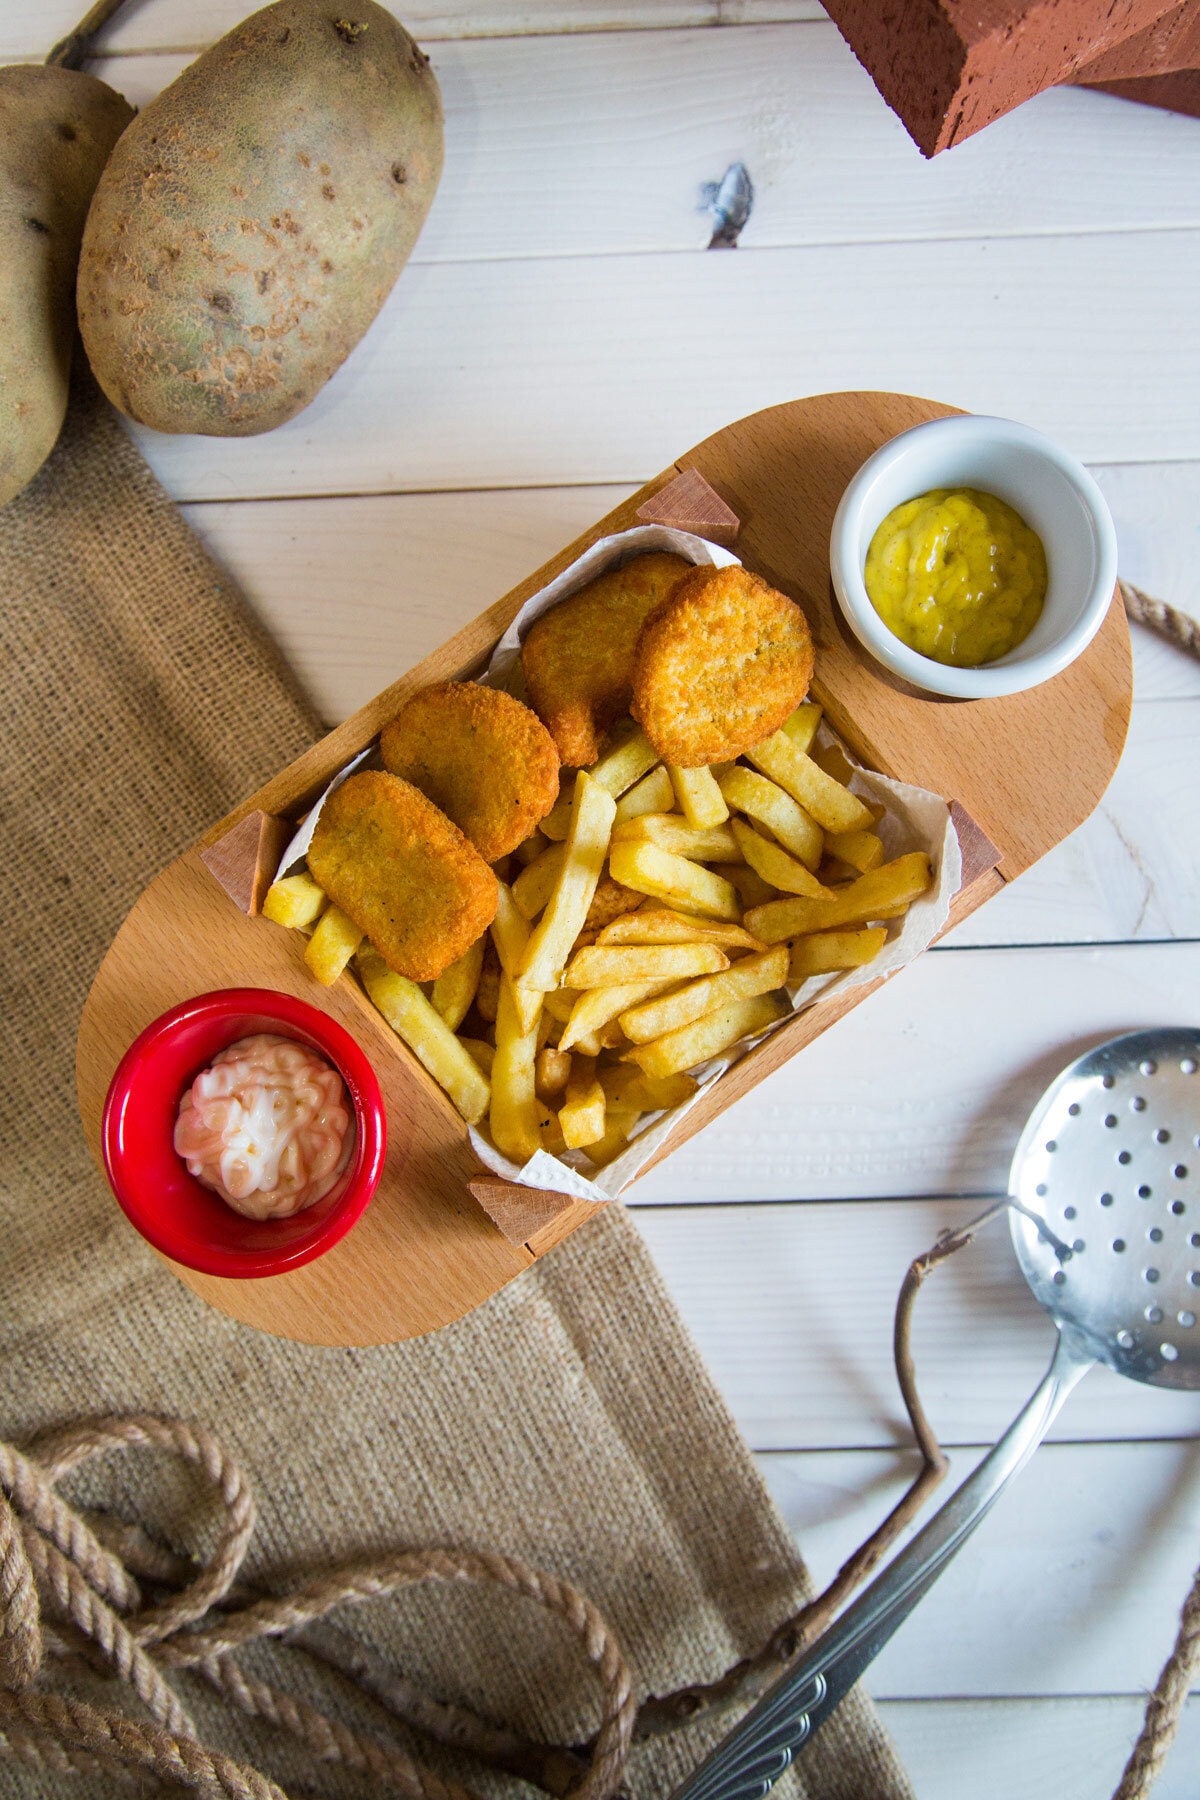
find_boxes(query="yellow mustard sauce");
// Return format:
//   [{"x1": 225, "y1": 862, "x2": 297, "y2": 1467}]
[{"x1": 863, "y1": 488, "x2": 1047, "y2": 668}]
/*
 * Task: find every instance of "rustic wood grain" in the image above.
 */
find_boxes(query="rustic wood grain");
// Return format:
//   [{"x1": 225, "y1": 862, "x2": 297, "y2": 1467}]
[{"x1": 75, "y1": 392, "x2": 1131, "y2": 1345}]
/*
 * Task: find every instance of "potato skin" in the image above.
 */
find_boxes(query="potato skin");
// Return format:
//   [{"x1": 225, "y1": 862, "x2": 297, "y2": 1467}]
[
  {"x1": 0, "y1": 67, "x2": 132, "y2": 506},
  {"x1": 77, "y1": 0, "x2": 443, "y2": 436}
]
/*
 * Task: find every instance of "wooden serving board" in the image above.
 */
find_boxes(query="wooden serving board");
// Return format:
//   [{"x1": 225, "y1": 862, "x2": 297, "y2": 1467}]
[{"x1": 75, "y1": 392, "x2": 1133, "y2": 1346}]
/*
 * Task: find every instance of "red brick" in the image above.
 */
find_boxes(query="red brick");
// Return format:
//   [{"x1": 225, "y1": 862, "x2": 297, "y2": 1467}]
[
  {"x1": 1073, "y1": 0, "x2": 1200, "y2": 81},
  {"x1": 1077, "y1": 64, "x2": 1200, "y2": 118},
  {"x1": 823, "y1": 0, "x2": 1184, "y2": 154}
]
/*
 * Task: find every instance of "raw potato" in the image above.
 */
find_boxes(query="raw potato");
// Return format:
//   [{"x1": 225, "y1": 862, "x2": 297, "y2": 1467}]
[
  {"x1": 77, "y1": 0, "x2": 443, "y2": 437},
  {"x1": 0, "y1": 66, "x2": 133, "y2": 506}
]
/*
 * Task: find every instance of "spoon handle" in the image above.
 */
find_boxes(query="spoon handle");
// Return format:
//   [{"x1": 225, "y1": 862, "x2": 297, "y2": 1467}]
[{"x1": 671, "y1": 1331, "x2": 1093, "y2": 1800}]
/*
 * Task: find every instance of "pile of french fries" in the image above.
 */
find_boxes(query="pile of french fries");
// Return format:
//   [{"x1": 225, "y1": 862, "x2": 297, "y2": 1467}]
[{"x1": 263, "y1": 701, "x2": 933, "y2": 1174}]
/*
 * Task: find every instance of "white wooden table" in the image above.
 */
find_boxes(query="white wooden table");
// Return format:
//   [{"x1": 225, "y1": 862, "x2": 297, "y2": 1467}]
[{"x1": 22, "y1": 4, "x2": 1200, "y2": 1793}]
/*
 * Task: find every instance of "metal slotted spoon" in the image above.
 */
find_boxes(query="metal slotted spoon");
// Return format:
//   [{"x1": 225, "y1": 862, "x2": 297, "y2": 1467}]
[{"x1": 672, "y1": 1027, "x2": 1200, "y2": 1800}]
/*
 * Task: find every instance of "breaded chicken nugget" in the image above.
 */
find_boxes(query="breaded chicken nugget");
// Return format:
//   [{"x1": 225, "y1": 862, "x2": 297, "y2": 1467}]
[
  {"x1": 521, "y1": 551, "x2": 691, "y2": 767},
  {"x1": 632, "y1": 566, "x2": 814, "y2": 766},
  {"x1": 308, "y1": 771, "x2": 498, "y2": 983},
  {"x1": 379, "y1": 681, "x2": 559, "y2": 862}
]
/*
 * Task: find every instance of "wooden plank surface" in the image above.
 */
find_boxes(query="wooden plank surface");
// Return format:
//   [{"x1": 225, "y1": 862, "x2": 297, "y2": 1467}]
[
  {"x1": 635, "y1": 1195, "x2": 1200, "y2": 1449},
  {"x1": 1, "y1": 2, "x2": 827, "y2": 59},
  {"x1": 113, "y1": 230, "x2": 1200, "y2": 502},
  {"x1": 761, "y1": 1440, "x2": 1200, "y2": 1694},
  {"x1": 877, "y1": 1698, "x2": 1200, "y2": 1800},
  {"x1": 87, "y1": 28, "x2": 1200, "y2": 257}
]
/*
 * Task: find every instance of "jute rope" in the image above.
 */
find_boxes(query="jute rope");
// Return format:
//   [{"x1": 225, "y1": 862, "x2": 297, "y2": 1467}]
[
  {"x1": 0, "y1": 1417, "x2": 636, "y2": 1800},
  {"x1": 1120, "y1": 581, "x2": 1200, "y2": 660}
]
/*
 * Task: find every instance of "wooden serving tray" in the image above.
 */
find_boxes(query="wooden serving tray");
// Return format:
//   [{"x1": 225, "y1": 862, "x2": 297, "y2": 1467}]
[{"x1": 76, "y1": 392, "x2": 1132, "y2": 1346}]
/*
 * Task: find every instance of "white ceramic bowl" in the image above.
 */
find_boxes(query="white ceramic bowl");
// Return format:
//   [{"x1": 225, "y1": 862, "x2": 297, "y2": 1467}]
[{"x1": 828, "y1": 414, "x2": 1118, "y2": 699}]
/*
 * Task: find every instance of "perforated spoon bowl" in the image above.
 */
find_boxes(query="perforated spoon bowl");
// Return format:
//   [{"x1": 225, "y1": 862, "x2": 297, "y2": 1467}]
[{"x1": 672, "y1": 1028, "x2": 1200, "y2": 1800}]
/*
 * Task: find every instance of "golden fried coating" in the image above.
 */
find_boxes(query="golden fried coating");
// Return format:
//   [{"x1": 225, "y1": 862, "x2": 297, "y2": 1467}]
[
  {"x1": 379, "y1": 681, "x2": 559, "y2": 862},
  {"x1": 631, "y1": 566, "x2": 814, "y2": 766},
  {"x1": 307, "y1": 771, "x2": 498, "y2": 983},
  {"x1": 521, "y1": 552, "x2": 691, "y2": 767},
  {"x1": 584, "y1": 874, "x2": 642, "y2": 933}
]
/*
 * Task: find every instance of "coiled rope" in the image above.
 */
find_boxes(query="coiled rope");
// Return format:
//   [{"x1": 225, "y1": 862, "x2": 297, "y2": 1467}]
[{"x1": 0, "y1": 1416, "x2": 634, "y2": 1800}]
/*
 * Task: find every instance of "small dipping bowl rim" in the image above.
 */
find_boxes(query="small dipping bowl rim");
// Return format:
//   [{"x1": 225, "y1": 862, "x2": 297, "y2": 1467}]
[
  {"x1": 101, "y1": 987, "x2": 386, "y2": 1279},
  {"x1": 829, "y1": 414, "x2": 1119, "y2": 700}
]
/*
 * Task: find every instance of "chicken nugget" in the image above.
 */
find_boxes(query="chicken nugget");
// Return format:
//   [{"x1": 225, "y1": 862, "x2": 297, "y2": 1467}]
[
  {"x1": 584, "y1": 874, "x2": 642, "y2": 934},
  {"x1": 521, "y1": 552, "x2": 691, "y2": 767},
  {"x1": 307, "y1": 771, "x2": 498, "y2": 983},
  {"x1": 632, "y1": 566, "x2": 814, "y2": 766},
  {"x1": 379, "y1": 681, "x2": 560, "y2": 864}
]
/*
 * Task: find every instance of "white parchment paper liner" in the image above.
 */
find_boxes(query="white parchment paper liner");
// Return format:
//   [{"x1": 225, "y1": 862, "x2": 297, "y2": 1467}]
[{"x1": 268, "y1": 525, "x2": 961, "y2": 1206}]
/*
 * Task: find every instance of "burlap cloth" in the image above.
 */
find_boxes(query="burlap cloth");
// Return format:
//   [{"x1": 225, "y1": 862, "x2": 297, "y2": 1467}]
[{"x1": 0, "y1": 375, "x2": 915, "y2": 1800}]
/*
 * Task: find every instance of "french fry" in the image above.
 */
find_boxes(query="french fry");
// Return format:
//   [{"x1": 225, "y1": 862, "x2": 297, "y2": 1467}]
[
  {"x1": 612, "y1": 812, "x2": 739, "y2": 862},
  {"x1": 537, "y1": 790, "x2": 573, "y2": 840},
  {"x1": 536, "y1": 1104, "x2": 568, "y2": 1157},
  {"x1": 668, "y1": 764, "x2": 729, "y2": 829},
  {"x1": 780, "y1": 701, "x2": 822, "y2": 755},
  {"x1": 745, "y1": 853, "x2": 933, "y2": 942},
  {"x1": 819, "y1": 858, "x2": 863, "y2": 885},
  {"x1": 788, "y1": 926, "x2": 888, "y2": 980},
  {"x1": 571, "y1": 1028, "x2": 605, "y2": 1057},
  {"x1": 517, "y1": 771, "x2": 617, "y2": 994},
  {"x1": 625, "y1": 991, "x2": 787, "y2": 1079},
  {"x1": 460, "y1": 1037, "x2": 496, "y2": 1077},
  {"x1": 303, "y1": 904, "x2": 363, "y2": 985},
  {"x1": 514, "y1": 829, "x2": 550, "y2": 864},
  {"x1": 710, "y1": 862, "x2": 779, "y2": 911},
  {"x1": 262, "y1": 872, "x2": 326, "y2": 930},
  {"x1": 599, "y1": 1065, "x2": 699, "y2": 1112},
  {"x1": 584, "y1": 1112, "x2": 640, "y2": 1167},
  {"x1": 590, "y1": 725, "x2": 659, "y2": 797},
  {"x1": 542, "y1": 986, "x2": 580, "y2": 1024},
  {"x1": 596, "y1": 1020, "x2": 627, "y2": 1049},
  {"x1": 559, "y1": 976, "x2": 682, "y2": 1052},
  {"x1": 746, "y1": 731, "x2": 875, "y2": 833},
  {"x1": 474, "y1": 941, "x2": 501, "y2": 1023},
  {"x1": 609, "y1": 840, "x2": 740, "y2": 922},
  {"x1": 564, "y1": 942, "x2": 728, "y2": 988},
  {"x1": 359, "y1": 948, "x2": 490, "y2": 1125},
  {"x1": 431, "y1": 935, "x2": 485, "y2": 1031},
  {"x1": 716, "y1": 765, "x2": 823, "y2": 870},
  {"x1": 489, "y1": 975, "x2": 545, "y2": 1163},
  {"x1": 619, "y1": 946, "x2": 789, "y2": 1044},
  {"x1": 535, "y1": 1045, "x2": 573, "y2": 1103},
  {"x1": 596, "y1": 908, "x2": 766, "y2": 952},
  {"x1": 559, "y1": 1054, "x2": 606, "y2": 1149},
  {"x1": 823, "y1": 829, "x2": 885, "y2": 874},
  {"x1": 813, "y1": 742, "x2": 856, "y2": 784},
  {"x1": 730, "y1": 818, "x2": 834, "y2": 901},
  {"x1": 613, "y1": 764, "x2": 674, "y2": 824},
  {"x1": 489, "y1": 883, "x2": 540, "y2": 1033},
  {"x1": 512, "y1": 843, "x2": 566, "y2": 920}
]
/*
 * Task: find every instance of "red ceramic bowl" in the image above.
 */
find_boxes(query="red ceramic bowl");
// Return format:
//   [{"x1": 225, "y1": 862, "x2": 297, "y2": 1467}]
[{"x1": 101, "y1": 989, "x2": 386, "y2": 1279}]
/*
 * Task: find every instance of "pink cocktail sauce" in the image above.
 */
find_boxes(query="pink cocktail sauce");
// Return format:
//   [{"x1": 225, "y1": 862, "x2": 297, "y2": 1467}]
[{"x1": 174, "y1": 1033, "x2": 353, "y2": 1220}]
